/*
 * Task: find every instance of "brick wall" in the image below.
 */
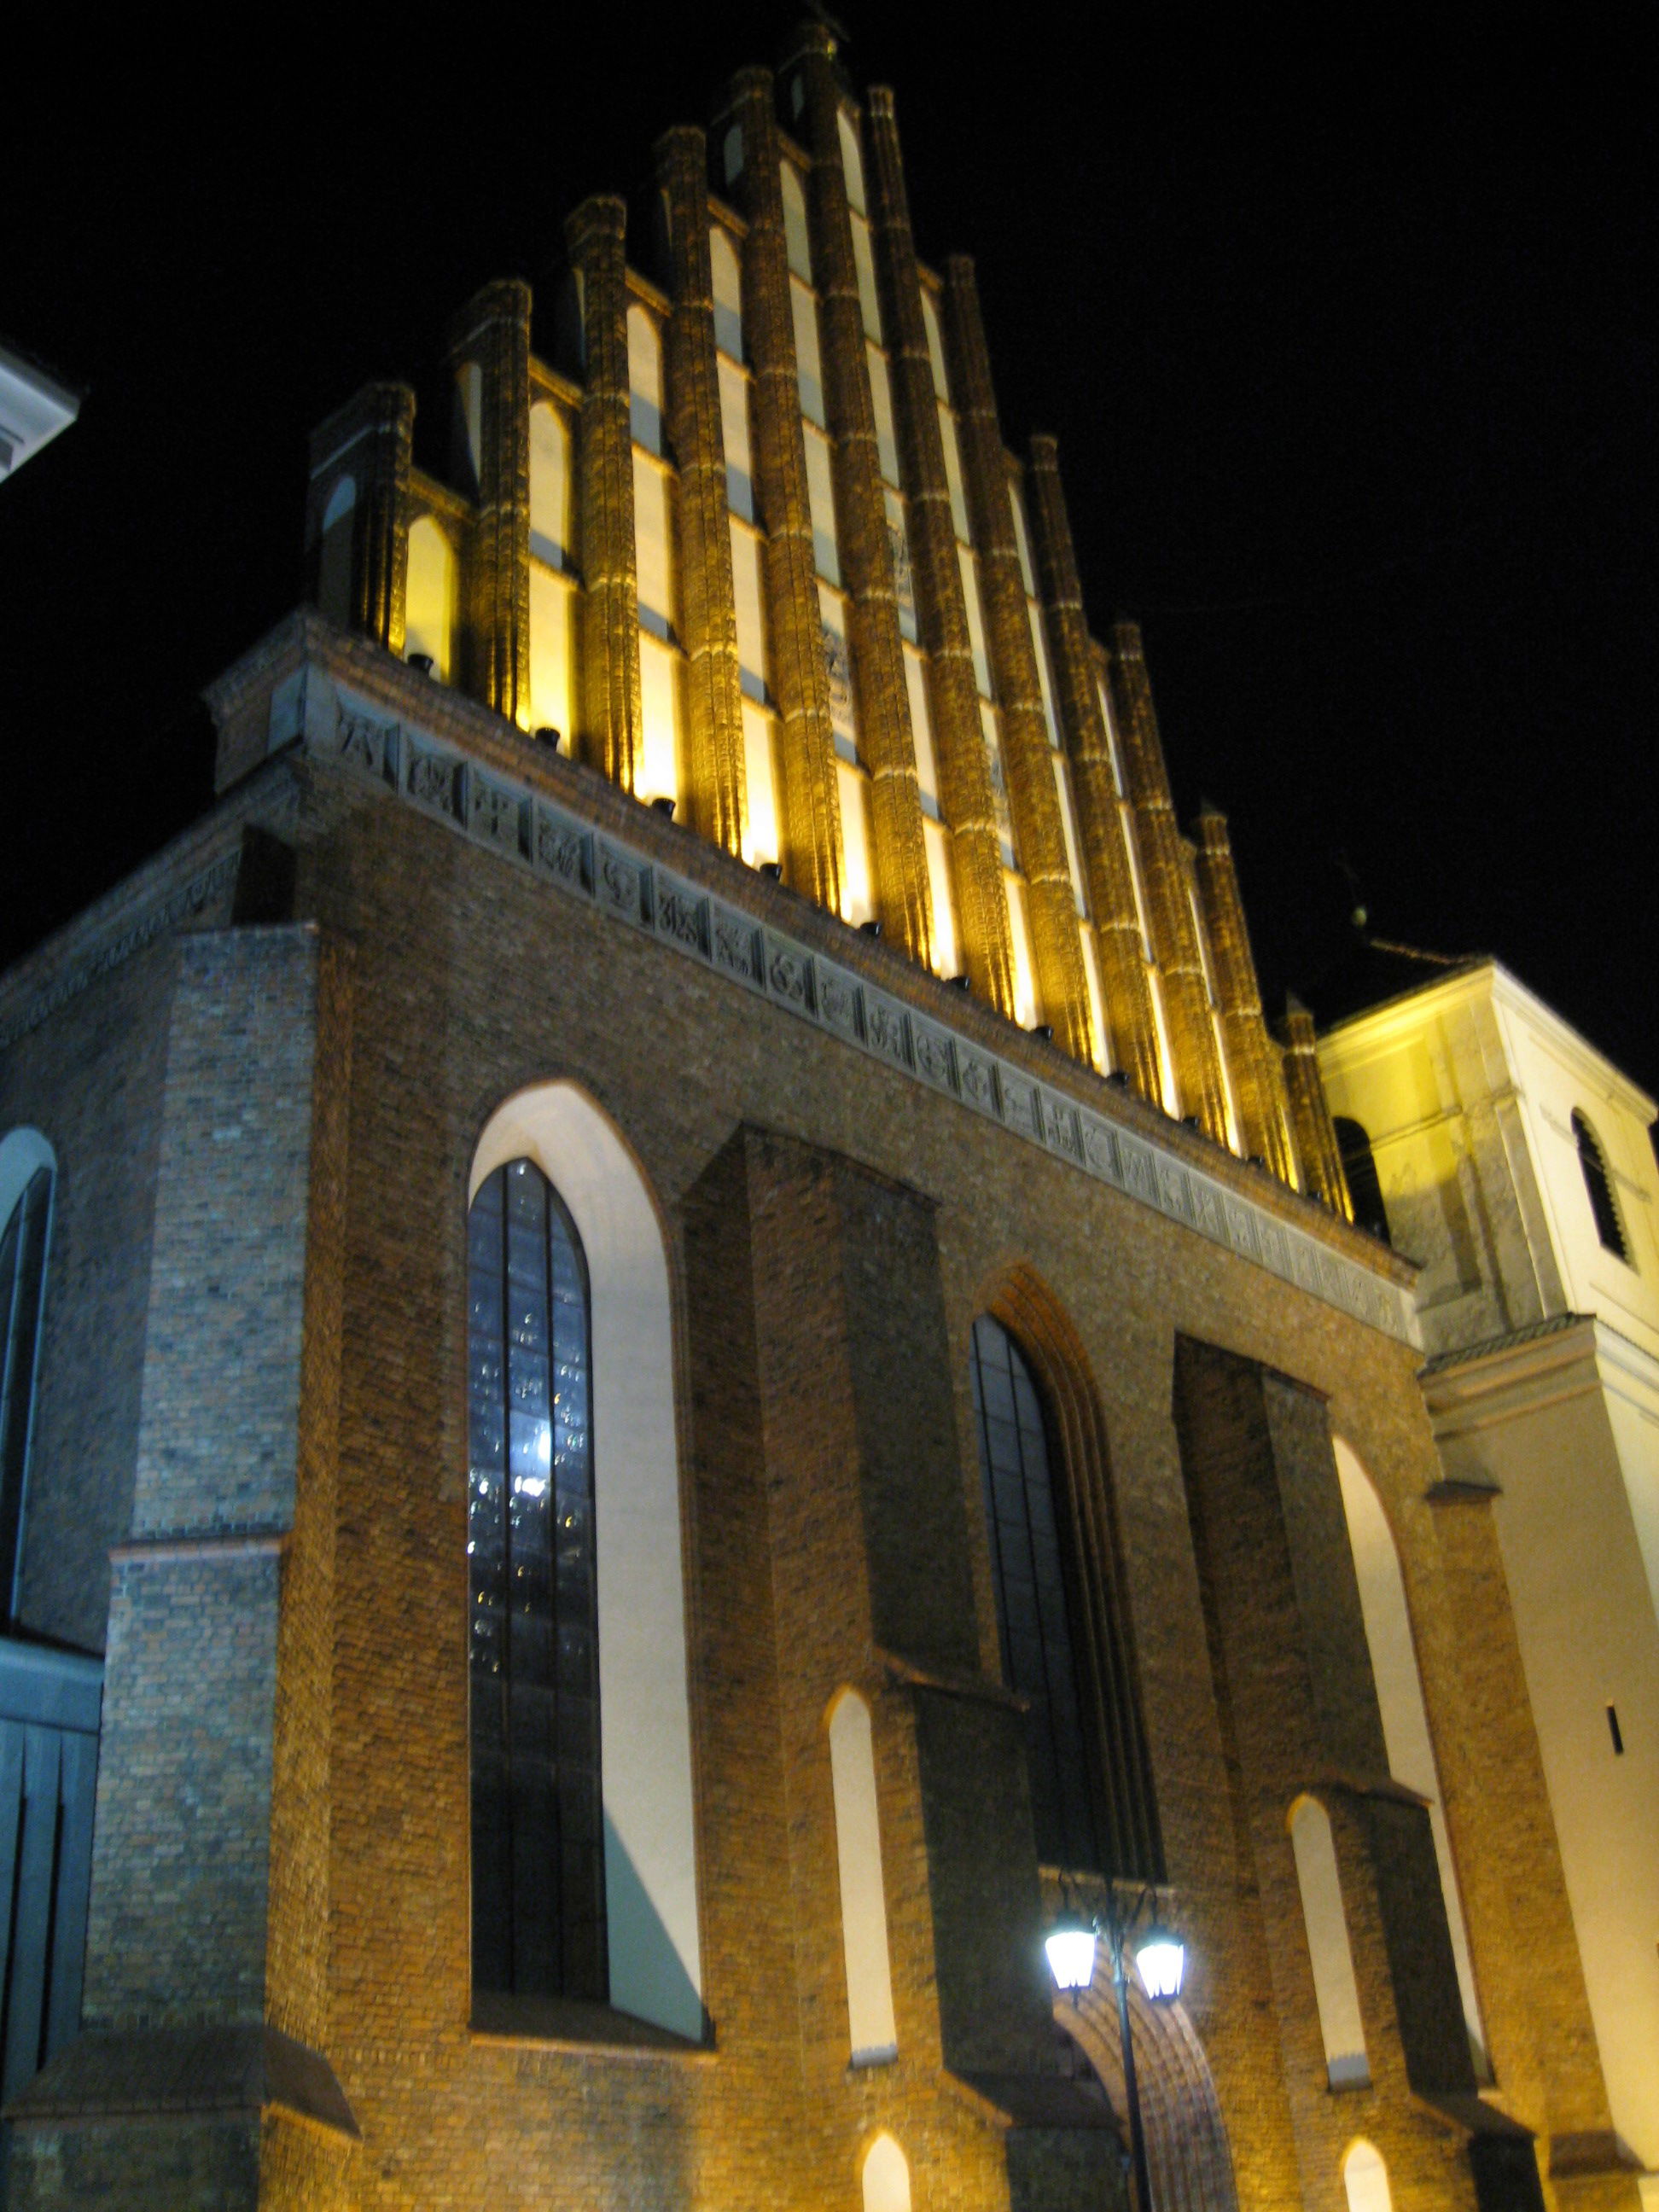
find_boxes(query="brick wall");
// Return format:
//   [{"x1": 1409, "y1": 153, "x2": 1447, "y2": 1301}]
[{"x1": 0, "y1": 731, "x2": 1628, "y2": 2208}]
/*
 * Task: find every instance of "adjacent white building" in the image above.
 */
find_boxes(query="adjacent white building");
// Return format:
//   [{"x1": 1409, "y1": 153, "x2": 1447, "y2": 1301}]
[{"x1": 1319, "y1": 958, "x2": 1659, "y2": 2206}]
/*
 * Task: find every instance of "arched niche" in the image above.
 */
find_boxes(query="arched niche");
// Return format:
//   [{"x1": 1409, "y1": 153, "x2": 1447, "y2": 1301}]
[
  {"x1": 529, "y1": 401, "x2": 574, "y2": 570},
  {"x1": 827, "y1": 1688, "x2": 897, "y2": 2064},
  {"x1": 1333, "y1": 1436, "x2": 1487, "y2": 2071},
  {"x1": 837, "y1": 107, "x2": 868, "y2": 214},
  {"x1": 1288, "y1": 1794, "x2": 1369, "y2": 2087},
  {"x1": 453, "y1": 358, "x2": 483, "y2": 495},
  {"x1": 627, "y1": 304, "x2": 665, "y2": 457},
  {"x1": 469, "y1": 1082, "x2": 701, "y2": 2039},
  {"x1": 920, "y1": 287, "x2": 949, "y2": 401},
  {"x1": 781, "y1": 160, "x2": 812, "y2": 283},
  {"x1": 405, "y1": 515, "x2": 455, "y2": 681},
  {"x1": 709, "y1": 227, "x2": 743, "y2": 360},
  {"x1": 317, "y1": 474, "x2": 356, "y2": 626},
  {"x1": 1342, "y1": 2139, "x2": 1394, "y2": 2212},
  {"x1": 861, "y1": 2132, "x2": 911, "y2": 2212}
]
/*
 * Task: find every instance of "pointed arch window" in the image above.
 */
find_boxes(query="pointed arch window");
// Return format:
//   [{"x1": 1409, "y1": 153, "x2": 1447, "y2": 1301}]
[
  {"x1": 1572, "y1": 1111, "x2": 1631, "y2": 1263},
  {"x1": 0, "y1": 1155, "x2": 53, "y2": 1620},
  {"x1": 468, "y1": 1157, "x2": 605, "y2": 2002},
  {"x1": 969, "y1": 1314, "x2": 1100, "y2": 1871}
]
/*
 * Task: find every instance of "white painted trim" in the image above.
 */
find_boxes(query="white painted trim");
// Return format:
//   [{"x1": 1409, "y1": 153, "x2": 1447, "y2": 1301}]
[{"x1": 470, "y1": 1082, "x2": 702, "y2": 2040}]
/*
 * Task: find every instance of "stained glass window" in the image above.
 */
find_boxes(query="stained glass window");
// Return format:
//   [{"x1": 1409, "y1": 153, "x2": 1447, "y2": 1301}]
[
  {"x1": 969, "y1": 1314, "x2": 1100, "y2": 1872},
  {"x1": 468, "y1": 1158, "x2": 605, "y2": 2000},
  {"x1": 0, "y1": 1164, "x2": 52, "y2": 1620}
]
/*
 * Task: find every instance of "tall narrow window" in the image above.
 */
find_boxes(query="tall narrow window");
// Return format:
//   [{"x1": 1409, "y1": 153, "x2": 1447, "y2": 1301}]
[
  {"x1": 0, "y1": 1157, "x2": 53, "y2": 1619},
  {"x1": 969, "y1": 1315, "x2": 1098, "y2": 1871},
  {"x1": 1572, "y1": 1111, "x2": 1630, "y2": 1262},
  {"x1": 468, "y1": 1157, "x2": 605, "y2": 2001}
]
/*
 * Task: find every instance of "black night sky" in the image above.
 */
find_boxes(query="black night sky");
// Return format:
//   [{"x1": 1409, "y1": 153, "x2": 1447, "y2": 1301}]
[{"x1": 3, "y1": 11, "x2": 1652, "y2": 1100}]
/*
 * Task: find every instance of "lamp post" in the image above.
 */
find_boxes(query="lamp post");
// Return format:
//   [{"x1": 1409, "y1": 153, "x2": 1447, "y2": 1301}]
[{"x1": 1045, "y1": 1894, "x2": 1185, "y2": 2212}]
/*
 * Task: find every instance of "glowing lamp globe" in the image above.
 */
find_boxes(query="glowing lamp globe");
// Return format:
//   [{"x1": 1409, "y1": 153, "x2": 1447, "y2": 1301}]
[
  {"x1": 1045, "y1": 1913, "x2": 1097, "y2": 1997},
  {"x1": 1134, "y1": 1925, "x2": 1185, "y2": 2002}
]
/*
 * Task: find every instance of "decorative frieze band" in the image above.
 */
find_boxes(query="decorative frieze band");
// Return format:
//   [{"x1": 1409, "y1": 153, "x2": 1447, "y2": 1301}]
[
  {"x1": 317, "y1": 665, "x2": 1416, "y2": 1344},
  {"x1": 307, "y1": 672, "x2": 1414, "y2": 1340}
]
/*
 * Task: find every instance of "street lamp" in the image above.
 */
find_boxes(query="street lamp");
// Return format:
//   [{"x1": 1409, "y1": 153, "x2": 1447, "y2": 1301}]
[{"x1": 1045, "y1": 1893, "x2": 1185, "y2": 2212}]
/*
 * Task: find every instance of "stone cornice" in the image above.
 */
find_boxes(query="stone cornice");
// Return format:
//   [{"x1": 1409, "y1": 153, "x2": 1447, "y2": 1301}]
[{"x1": 1420, "y1": 1312, "x2": 1608, "y2": 1433}]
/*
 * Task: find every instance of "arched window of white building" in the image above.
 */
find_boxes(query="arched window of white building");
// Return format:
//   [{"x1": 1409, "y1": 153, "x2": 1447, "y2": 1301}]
[
  {"x1": 828, "y1": 1690, "x2": 897, "y2": 2064},
  {"x1": 468, "y1": 1084, "x2": 701, "y2": 2040},
  {"x1": 1333, "y1": 1438, "x2": 1487, "y2": 2073},
  {"x1": 1342, "y1": 2139, "x2": 1393, "y2": 2212},
  {"x1": 861, "y1": 2132, "x2": 911, "y2": 2212},
  {"x1": 405, "y1": 515, "x2": 456, "y2": 681},
  {"x1": 317, "y1": 474, "x2": 355, "y2": 627},
  {"x1": 1289, "y1": 1795, "x2": 1369, "y2": 2087},
  {"x1": 627, "y1": 304, "x2": 665, "y2": 457},
  {"x1": 0, "y1": 1130, "x2": 55, "y2": 1621}
]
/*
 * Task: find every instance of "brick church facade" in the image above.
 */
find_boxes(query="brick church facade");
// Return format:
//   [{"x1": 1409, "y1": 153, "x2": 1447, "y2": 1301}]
[{"x1": 0, "y1": 23, "x2": 1639, "y2": 2212}]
